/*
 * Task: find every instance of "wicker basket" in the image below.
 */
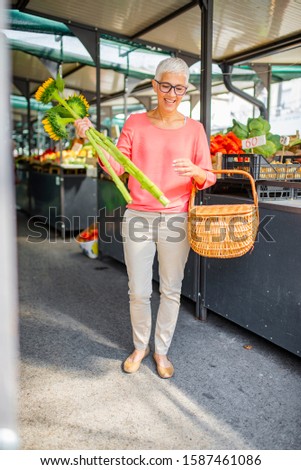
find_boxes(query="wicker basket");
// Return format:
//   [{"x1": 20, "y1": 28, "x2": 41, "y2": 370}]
[{"x1": 188, "y1": 169, "x2": 259, "y2": 258}]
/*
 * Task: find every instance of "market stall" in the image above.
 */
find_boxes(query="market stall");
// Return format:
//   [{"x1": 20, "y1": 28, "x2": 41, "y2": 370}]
[
  {"x1": 15, "y1": 157, "x2": 30, "y2": 213},
  {"x1": 8, "y1": 1, "x2": 301, "y2": 358},
  {"x1": 26, "y1": 145, "x2": 98, "y2": 233},
  {"x1": 202, "y1": 189, "x2": 301, "y2": 357}
]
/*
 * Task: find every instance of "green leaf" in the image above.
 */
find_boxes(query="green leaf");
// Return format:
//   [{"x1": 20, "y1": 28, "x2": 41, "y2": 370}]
[
  {"x1": 253, "y1": 141, "x2": 276, "y2": 157},
  {"x1": 267, "y1": 133, "x2": 282, "y2": 151},
  {"x1": 289, "y1": 138, "x2": 301, "y2": 148}
]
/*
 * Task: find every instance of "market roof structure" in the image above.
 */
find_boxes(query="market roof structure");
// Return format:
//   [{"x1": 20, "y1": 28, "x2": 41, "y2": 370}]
[
  {"x1": 7, "y1": 1, "x2": 301, "y2": 138},
  {"x1": 10, "y1": 0, "x2": 301, "y2": 65}
]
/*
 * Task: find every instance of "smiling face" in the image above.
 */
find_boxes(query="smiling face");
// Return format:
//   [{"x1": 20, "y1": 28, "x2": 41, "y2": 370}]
[{"x1": 152, "y1": 72, "x2": 187, "y2": 115}]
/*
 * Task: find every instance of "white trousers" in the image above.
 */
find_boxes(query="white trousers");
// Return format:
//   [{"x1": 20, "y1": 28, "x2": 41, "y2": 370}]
[{"x1": 122, "y1": 209, "x2": 190, "y2": 355}]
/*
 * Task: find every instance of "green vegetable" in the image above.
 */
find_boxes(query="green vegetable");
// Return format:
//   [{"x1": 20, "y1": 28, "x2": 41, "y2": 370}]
[
  {"x1": 253, "y1": 141, "x2": 277, "y2": 158},
  {"x1": 289, "y1": 138, "x2": 301, "y2": 149},
  {"x1": 247, "y1": 117, "x2": 271, "y2": 134},
  {"x1": 267, "y1": 133, "x2": 282, "y2": 151},
  {"x1": 248, "y1": 118, "x2": 264, "y2": 132},
  {"x1": 228, "y1": 115, "x2": 281, "y2": 157},
  {"x1": 249, "y1": 128, "x2": 264, "y2": 137},
  {"x1": 227, "y1": 119, "x2": 248, "y2": 139}
]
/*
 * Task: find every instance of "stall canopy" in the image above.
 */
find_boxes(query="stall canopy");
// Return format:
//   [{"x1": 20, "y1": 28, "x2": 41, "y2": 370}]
[
  {"x1": 8, "y1": 2, "x2": 301, "y2": 133},
  {"x1": 10, "y1": 0, "x2": 301, "y2": 65}
]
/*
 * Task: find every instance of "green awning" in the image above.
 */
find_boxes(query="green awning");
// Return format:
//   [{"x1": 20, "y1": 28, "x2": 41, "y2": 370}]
[{"x1": 8, "y1": 9, "x2": 72, "y2": 36}]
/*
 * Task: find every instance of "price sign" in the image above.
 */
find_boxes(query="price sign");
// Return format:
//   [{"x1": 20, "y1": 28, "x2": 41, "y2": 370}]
[
  {"x1": 280, "y1": 135, "x2": 290, "y2": 146},
  {"x1": 71, "y1": 142, "x2": 83, "y2": 153},
  {"x1": 241, "y1": 134, "x2": 266, "y2": 149}
]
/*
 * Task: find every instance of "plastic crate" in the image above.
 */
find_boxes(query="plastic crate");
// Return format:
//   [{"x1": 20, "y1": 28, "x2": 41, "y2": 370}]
[
  {"x1": 293, "y1": 188, "x2": 301, "y2": 199},
  {"x1": 222, "y1": 154, "x2": 276, "y2": 180},
  {"x1": 257, "y1": 184, "x2": 293, "y2": 201},
  {"x1": 222, "y1": 154, "x2": 301, "y2": 181},
  {"x1": 269, "y1": 163, "x2": 301, "y2": 180}
]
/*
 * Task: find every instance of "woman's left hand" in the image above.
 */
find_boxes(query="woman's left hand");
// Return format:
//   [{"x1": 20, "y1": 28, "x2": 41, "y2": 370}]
[{"x1": 173, "y1": 159, "x2": 204, "y2": 178}]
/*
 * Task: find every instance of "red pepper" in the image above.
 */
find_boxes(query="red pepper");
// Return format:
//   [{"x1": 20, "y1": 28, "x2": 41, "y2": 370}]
[{"x1": 210, "y1": 132, "x2": 245, "y2": 158}]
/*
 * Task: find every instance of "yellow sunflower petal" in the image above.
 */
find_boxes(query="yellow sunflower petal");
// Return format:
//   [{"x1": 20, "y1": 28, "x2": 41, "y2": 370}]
[{"x1": 35, "y1": 78, "x2": 57, "y2": 103}]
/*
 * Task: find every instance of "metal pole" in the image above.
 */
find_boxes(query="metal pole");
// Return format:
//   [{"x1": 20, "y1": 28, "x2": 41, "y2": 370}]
[
  {"x1": 96, "y1": 31, "x2": 101, "y2": 131},
  {"x1": 0, "y1": 0, "x2": 19, "y2": 449},
  {"x1": 197, "y1": 0, "x2": 214, "y2": 321},
  {"x1": 26, "y1": 81, "x2": 31, "y2": 156},
  {"x1": 266, "y1": 65, "x2": 272, "y2": 122},
  {"x1": 57, "y1": 52, "x2": 66, "y2": 238}
]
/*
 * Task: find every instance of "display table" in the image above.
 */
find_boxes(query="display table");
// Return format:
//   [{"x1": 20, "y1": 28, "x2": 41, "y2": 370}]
[
  {"x1": 15, "y1": 160, "x2": 30, "y2": 213},
  {"x1": 203, "y1": 192, "x2": 301, "y2": 357},
  {"x1": 97, "y1": 173, "x2": 126, "y2": 263},
  {"x1": 29, "y1": 166, "x2": 97, "y2": 232}
]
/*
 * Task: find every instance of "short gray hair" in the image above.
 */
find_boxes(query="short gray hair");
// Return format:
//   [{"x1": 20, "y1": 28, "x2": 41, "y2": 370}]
[{"x1": 155, "y1": 57, "x2": 190, "y2": 85}]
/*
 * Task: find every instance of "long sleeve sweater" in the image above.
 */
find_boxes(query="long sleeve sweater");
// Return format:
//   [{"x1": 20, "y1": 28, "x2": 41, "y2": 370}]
[{"x1": 99, "y1": 112, "x2": 216, "y2": 212}]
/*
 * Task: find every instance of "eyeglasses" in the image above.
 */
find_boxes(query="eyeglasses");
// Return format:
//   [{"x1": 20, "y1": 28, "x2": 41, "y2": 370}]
[{"x1": 154, "y1": 79, "x2": 187, "y2": 96}]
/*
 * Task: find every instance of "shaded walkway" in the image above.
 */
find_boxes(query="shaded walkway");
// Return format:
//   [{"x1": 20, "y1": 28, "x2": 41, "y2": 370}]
[{"x1": 17, "y1": 211, "x2": 301, "y2": 450}]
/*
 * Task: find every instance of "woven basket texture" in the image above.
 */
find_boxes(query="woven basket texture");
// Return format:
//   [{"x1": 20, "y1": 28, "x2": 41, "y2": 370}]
[{"x1": 188, "y1": 169, "x2": 259, "y2": 258}]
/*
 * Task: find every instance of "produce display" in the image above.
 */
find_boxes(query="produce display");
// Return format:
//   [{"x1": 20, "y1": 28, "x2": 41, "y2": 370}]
[
  {"x1": 210, "y1": 117, "x2": 301, "y2": 182},
  {"x1": 210, "y1": 131, "x2": 245, "y2": 158},
  {"x1": 29, "y1": 143, "x2": 95, "y2": 165},
  {"x1": 227, "y1": 117, "x2": 282, "y2": 158}
]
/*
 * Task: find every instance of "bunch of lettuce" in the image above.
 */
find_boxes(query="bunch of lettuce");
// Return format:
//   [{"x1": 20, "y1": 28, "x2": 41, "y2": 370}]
[{"x1": 227, "y1": 117, "x2": 282, "y2": 158}]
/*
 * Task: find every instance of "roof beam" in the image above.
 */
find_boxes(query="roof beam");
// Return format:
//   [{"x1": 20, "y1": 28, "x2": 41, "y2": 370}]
[
  {"x1": 12, "y1": 0, "x2": 30, "y2": 10},
  {"x1": 130, "y1": 0, "x2": 199, "y2": 39},
  {"x1": 23, "y1": 7, "x2": 200, "y2": 61},
  {"x1": 12, "y1": 75, "x2": 96, "y2": 100},
  {"x1": 62, "y1": 63, "x2": 86, "y2": 79},
  {"x1": 218, "y1": 32, "x2": 301, "y2": 65}
]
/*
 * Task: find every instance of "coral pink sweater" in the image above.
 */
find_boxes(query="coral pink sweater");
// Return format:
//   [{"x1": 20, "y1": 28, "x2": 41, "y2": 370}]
[{"x1": 100, "y1": 113, "x2": 216, "y2": 212}]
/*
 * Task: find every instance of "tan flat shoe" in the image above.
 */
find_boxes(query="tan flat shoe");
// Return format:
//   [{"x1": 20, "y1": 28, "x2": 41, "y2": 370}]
[
  {"x1": 123, "y1": 346, "x2": 150, "y2": 374},
  {"x1": 153, "y1": 353, "x2": 174, "y2": 379}
]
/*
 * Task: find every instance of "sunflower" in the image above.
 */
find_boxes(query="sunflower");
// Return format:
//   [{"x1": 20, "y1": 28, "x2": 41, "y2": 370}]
[
  {"x1": 35, "y1": 74, "x2": 168, "y2": 206},
  {"x1": 35, "y1": 78, "x2": 58, "y2": 104},
  {"x1": 42, "y1": 111, "x2": 74, "y2": 141},
  {"x1": 66, "y1": 95, "x2": 90, "y2": 118}
]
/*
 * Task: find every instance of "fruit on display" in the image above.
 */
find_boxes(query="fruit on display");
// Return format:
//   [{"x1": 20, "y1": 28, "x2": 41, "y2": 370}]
[{"x1": 30, "y1": 139, "x2": 95, "y2": 162}]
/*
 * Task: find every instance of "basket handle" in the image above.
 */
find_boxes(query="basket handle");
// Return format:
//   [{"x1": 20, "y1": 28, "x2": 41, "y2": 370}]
[{"x1": 189, "y1": 169, "x2": 258, "y2": 212}]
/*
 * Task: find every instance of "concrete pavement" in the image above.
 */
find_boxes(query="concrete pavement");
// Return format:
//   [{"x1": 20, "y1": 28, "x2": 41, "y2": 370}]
[{"x1": 17, "y1": 210, "x2": 301, "y2": 450}]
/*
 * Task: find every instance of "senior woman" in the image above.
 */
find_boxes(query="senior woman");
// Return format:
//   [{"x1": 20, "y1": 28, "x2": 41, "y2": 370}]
[{"x1": 75, "y1": 57, "x2": 216, "y2": 378}]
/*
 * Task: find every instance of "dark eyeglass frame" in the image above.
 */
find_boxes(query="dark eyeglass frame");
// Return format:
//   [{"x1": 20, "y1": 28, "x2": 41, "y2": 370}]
[{"x1": 154, "y1": 79, "x2": 187, "y2": 96}]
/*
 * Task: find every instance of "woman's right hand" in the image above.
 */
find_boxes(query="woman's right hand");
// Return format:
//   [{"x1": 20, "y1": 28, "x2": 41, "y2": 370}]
[{"x1": 74, "y1": 117, "x2": 94, "y2": 138}]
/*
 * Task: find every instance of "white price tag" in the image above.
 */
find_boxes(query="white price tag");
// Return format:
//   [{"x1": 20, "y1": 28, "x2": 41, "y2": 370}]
[
  {"x1": 71, "y1": 142, "x2": 83, "y2": 153},
  {"x1": 241, "y1": 134, "x2": 266, "y2": 149},
  {"x1": 280, "y1": 135, "x2": 290, "y2": 146}
]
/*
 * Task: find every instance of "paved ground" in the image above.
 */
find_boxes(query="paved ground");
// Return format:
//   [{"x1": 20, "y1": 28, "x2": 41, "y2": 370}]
[{"x1": 17, "y1": 210, "x2": 301, "y2": 450}]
